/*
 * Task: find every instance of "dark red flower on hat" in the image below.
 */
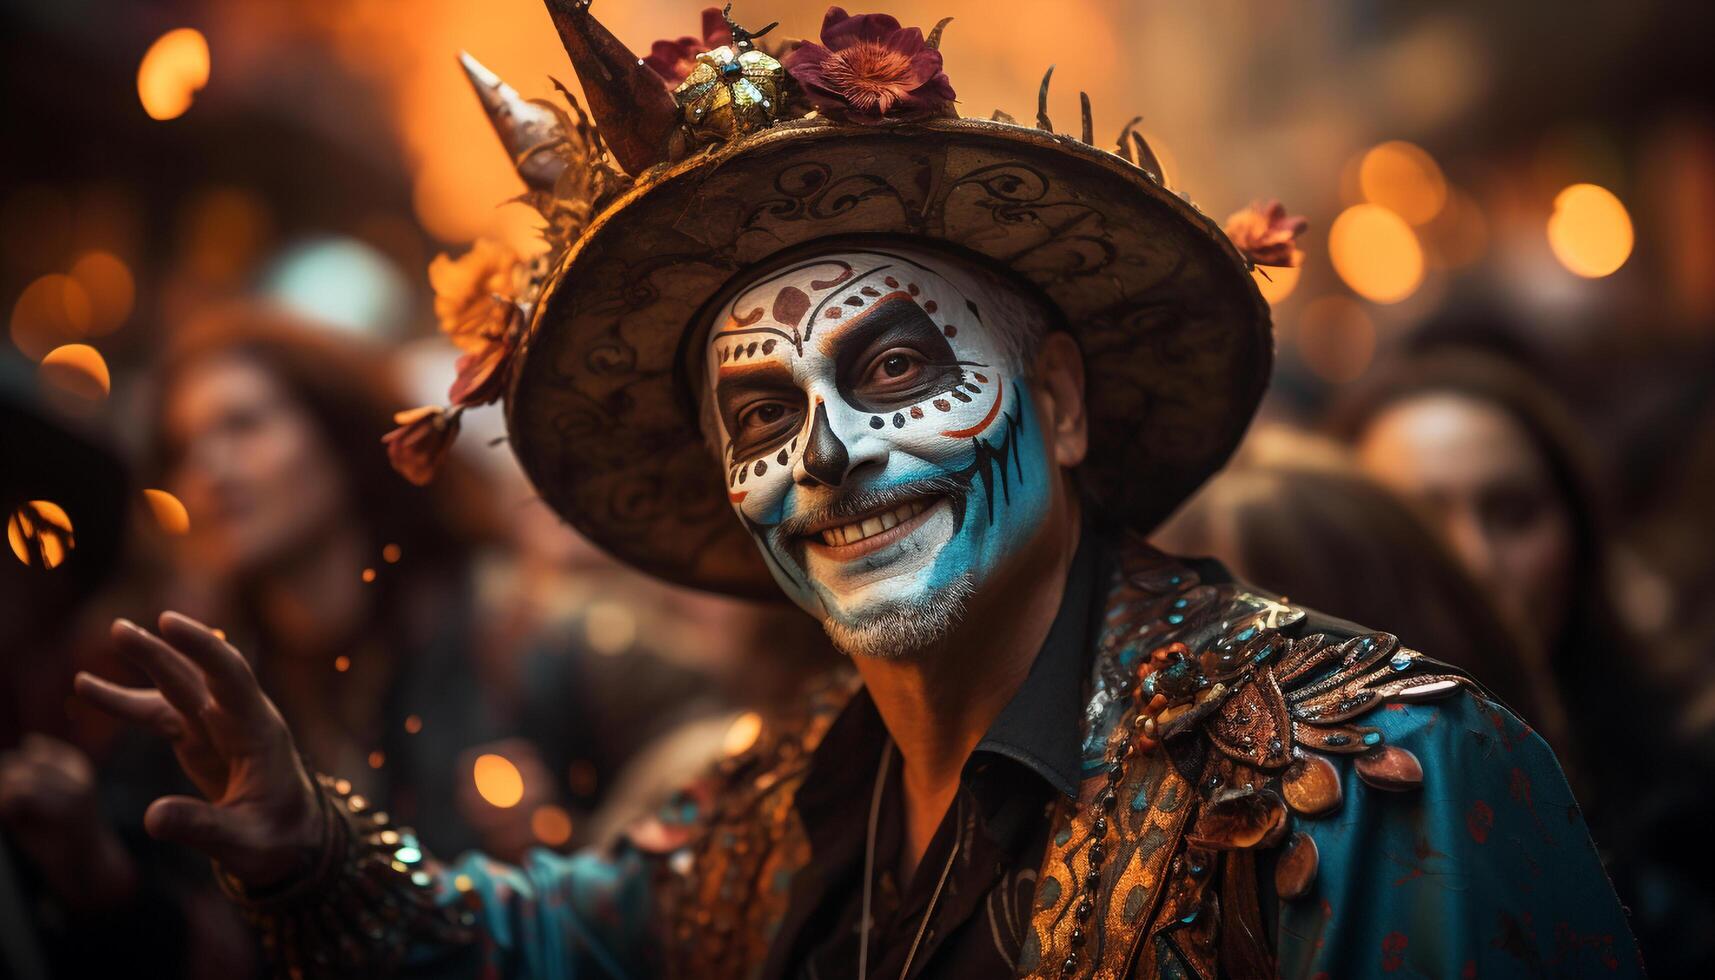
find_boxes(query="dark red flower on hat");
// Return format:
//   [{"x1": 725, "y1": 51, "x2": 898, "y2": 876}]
[
  {"x1": 447, "y1": 304, "x2": 523, "y2": 407},
  {"x1": 783, "y1": 7, "x2": 955, "y2": 122},
  {"x1": 643, "y1": 7, "x2": 735, "y2": 88},
  {"x1": 383, "y1": 405, "x2": 462, "y2": 486},
  {"x1": 1223, "y1": 199, "x2": 1308, "y2": 268}
]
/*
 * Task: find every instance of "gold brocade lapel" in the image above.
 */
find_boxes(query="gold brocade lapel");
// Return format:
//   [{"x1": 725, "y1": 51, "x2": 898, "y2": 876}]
[
  {"x1": 1020, "y1": 543, "x2": 1206, "y2": 978},
  {"x1": 659, "y1": 537, "x2": 1478, "y2": 979},
  {"x1": 1021, "y1": 537, "x2": 1480, "y2": 979}
]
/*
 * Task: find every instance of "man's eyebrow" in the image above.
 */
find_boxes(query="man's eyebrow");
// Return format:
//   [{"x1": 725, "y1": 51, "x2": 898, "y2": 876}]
[
  {"x1": 820, "y1": 292, "x2": 943, "y2": 358},
  {"x1": 714, "y1": 361, "x2": 795, "y2": 392}
]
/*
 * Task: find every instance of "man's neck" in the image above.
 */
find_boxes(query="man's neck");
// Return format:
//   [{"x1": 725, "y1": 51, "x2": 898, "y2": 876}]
[{"x1": 852, "y1": 499, "x2": 1082, "y2": 872}]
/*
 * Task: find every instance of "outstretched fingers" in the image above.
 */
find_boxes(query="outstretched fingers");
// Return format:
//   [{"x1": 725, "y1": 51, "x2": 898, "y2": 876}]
[
  {"x1": 74, "y1": 672, "x2": 188, "y2": 740},
  {"x1": 157, "y1": 612, "x2": 271, "y2": 729},
  {"x1": 110, "y1": 618, "x2": 218, "y2": 733}
]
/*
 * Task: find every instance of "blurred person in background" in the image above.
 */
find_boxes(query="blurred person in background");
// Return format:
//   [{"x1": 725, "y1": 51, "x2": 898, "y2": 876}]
[
  {"x1": 388, "y1": 335, "x2": 842, "y2": 852},
  {"x1": 1329, "y1": 349, "x2": 1715, "y2": 972},
  {"x1": 1154, "y1": 426, "x2": 1551, "y2": 739},
  {"x1": 145, "y1": 308, "x2": 533, "y2": 857}
]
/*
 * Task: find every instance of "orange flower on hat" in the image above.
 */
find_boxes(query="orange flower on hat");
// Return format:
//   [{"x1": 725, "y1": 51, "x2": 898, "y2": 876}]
[
  {"x1": 429, "y1": 239, "x2": 523, "y2": 355},
  {"x1": 1223, "y1": 199, "x2": 1308, "y2": 268},
  {"x1": 382, "y1": 405, "x2": 463, "y2": 486},
  {"x1": 448, "y1": 306, "x2": 523, "y2": 407}
]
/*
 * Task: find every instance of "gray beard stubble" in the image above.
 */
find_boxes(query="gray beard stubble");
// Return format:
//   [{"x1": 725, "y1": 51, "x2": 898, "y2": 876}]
[{"x1": 818, "y1": 572, "x2": 978, "y2": 660}]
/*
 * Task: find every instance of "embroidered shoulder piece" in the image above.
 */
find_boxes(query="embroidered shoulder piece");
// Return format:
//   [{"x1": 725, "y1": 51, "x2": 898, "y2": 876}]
[
  {"x1": 652, "y1": 670, "x2": 860, "y2": 979},
  {"x1": 1024, "y1": 538, "x2": 1479, "y2": 979}
]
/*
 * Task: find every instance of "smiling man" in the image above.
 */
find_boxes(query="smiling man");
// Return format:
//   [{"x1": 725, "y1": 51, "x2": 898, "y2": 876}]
[
  {"x1": 76, "y1": 3, "x2": 1641, "y2": 978},
  {"x1": 704, "y1": 246, "x2": 1063, "y2": 659}
]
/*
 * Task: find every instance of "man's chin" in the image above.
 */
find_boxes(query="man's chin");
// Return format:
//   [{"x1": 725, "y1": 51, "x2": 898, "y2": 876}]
[{"x1": 818, "y1": 575, "x2": 976, "y2": 660}]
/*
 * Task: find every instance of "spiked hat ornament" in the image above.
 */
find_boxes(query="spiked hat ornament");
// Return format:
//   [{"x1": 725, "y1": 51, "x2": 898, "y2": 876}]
[{"x1": 390, "y1": 0, "x2": 1305, "y2": 596}]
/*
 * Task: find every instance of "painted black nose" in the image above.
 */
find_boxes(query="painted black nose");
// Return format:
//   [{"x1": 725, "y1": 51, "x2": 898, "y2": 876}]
[{"x1": 801, "y1": 402, "x2": 849, "y2": 486}]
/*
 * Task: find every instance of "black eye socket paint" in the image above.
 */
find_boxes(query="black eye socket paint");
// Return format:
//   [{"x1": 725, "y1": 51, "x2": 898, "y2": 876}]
[
  {"x1": 715, "y1": 363, "x2": 804, "y2": 462},
  {"x1": 831, "y1": 294, "x2": 966, "y2": 412}
]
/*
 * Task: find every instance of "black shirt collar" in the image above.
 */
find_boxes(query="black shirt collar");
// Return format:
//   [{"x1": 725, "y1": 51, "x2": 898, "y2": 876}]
[
  {"x1": 796, "y1": 528, "x2": 1102, "y2": 837},
  {"x1": 969, "y1": 528, "x2": 1099, "y2": 800}
]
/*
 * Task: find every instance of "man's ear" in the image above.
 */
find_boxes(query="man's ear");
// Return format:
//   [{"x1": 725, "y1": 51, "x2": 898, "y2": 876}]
[{"x1": 1030, "y1": 331, "x2": 1088, "y2": 468}]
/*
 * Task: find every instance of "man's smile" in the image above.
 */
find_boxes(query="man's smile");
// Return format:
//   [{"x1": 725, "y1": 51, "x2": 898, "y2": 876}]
[{"x1": 802, "y1": 494, "x2": 946, "y2": 560}]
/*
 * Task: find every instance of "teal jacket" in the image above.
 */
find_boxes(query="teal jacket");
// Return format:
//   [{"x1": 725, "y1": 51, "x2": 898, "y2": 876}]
[{"x1": 255, "y1": 541, "x2": 1639, "y2": 978}]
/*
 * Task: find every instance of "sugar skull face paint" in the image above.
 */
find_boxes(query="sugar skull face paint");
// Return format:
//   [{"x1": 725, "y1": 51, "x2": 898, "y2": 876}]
[{"x1": 701, "y1": 246, "x2": 1054, "y2": 657}]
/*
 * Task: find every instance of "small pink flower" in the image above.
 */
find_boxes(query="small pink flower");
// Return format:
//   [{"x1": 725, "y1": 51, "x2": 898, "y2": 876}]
[
  {"x1": 1223, "y1": 199, "x2": 1308, "y2": 268},
  {"x1": 383, "y1": 405, "x2": 462, "y2": 486},
  {"x1": 643, "y1": 7, "x2": 735, "y2": 88},
  {"x1": 783, "y1": 7, "x2": 955, "y2": 122}
]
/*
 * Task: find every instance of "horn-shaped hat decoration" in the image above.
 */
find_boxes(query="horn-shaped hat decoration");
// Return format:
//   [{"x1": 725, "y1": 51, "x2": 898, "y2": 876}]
[
  {"x1": 458, "y1": 52, "x2": 570, "y2": 193},
  {"x1": 542, "y1": 0, "x2": 679, "y2": 175}
]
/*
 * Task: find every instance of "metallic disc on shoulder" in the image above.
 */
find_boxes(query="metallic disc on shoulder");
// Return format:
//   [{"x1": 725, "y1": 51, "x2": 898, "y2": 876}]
[
  {"x1": 1281, "y1": 752, "x2": 1343, "y2": 816},
  {"x1": 1274, "y1": 831, "x2": 1319, "y2": 900},
  {"x1": 1354, "y1": 744, "x2": 1423, "y2": 791}
]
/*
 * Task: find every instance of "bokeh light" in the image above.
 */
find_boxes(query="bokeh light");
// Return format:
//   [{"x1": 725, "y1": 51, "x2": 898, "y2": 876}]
[
  {"x1": 39, "y1": 343, "x2": 111, "y2": 400},
  {"x1": 8, "y1": 500, "x2": 74, "y2": 569},
  {"x1": 1328, "y1": 204, "x2": 1425, "y2": 304},
  {"x1": 404, "y1": 713, "x2": 423, "y2": 734},
  {"x1": 584, "y1": 600, "x2": 637, "y2": 656},
  {"x1": 143, "y1": 489, "x2": 190, "y2": 535},
  {"x1": 723, "y1": 712, "x2": 763, "y2": 757},
  {"x1": 530, "y1": 804, "x2": 574, "y2": 846},
  {"x1": 10, "y1": 274, "x2": 93, "y2": 360},
  {"x1": 1252, "y1": 264, "x2": 1301, "y2": 305},
  {"x1": 473, "y1": 753, "x2": 525, "y2": 808},
  {"x1": 137, "y1": 28, "x2": 211, "y2": 121},
  {"x1": 68, "y1": 251, "x2": 134, "y2": 335},
  {"x1": 1358, "y1": 141, "x2": 1447, "y2": 225},
  {"x1": 1547, "y1": 183, "x2": 1633, "y2": 278},
  {"x1": 368, "y1": 750, "x2": 386, "y2": 769},
  {"x1": 1294, "y1": 296, "x2": 1377, "y2": 383},
  {"x1": 382, "y1": 543, "x2": 402, "y2": 563}
]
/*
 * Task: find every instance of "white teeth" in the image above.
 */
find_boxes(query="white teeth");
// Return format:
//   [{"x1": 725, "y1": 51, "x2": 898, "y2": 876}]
[{"x1": 817, "y1": 499, "x2": 936, "y2": 548}]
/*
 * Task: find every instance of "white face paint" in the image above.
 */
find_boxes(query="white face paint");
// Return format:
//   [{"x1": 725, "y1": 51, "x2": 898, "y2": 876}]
[{"x1": 701, "y1": 246, "x2": 1054, "y2": 657}]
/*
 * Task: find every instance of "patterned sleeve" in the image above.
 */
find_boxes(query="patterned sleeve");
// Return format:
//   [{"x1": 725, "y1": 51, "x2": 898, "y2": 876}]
[
  {"x1": 222, "y1": 774, "x2": 655, "y2": 980},
  {"x1": 1275, "y1": 692, "x2": 1644, "y2": 978}
]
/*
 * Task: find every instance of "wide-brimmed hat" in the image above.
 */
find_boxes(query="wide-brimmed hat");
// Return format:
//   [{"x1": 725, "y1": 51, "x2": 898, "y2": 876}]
[{"x1": 395, "y1": 3, "x2": 1300, "y2": 598}]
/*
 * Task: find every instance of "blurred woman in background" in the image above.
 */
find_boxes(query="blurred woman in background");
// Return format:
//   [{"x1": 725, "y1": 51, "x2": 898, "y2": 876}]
[
  {"x1": 147, "y1": 308, "x2": 517, "y2": 856},
  {"x1": 1328, "y1": 350, "x2": 1715, "y2": 972}
]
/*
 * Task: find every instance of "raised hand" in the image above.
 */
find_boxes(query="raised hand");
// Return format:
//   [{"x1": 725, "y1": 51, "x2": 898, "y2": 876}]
[{"x1": 75, "y1": 612, "x2": 323, "y2": 888}]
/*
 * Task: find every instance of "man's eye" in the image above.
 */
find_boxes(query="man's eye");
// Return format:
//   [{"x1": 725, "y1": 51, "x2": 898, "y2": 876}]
[
  {"x1": 741, "y1": 402, "x2": 787, "y2": 429},
  {"x1": 869, "y1": 350, "x2": 923, "y2": 383}
]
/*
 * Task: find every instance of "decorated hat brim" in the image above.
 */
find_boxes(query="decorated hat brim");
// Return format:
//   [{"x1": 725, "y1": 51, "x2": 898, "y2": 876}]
[{"x1": 505, "y1": 116, "x2": 1272, "y2": 597}]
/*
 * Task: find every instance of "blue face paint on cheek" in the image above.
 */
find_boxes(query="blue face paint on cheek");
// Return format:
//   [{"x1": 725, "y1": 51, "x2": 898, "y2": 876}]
[{"x1": 912, "y1": 383, "x2": 1054, "y2": 597}]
